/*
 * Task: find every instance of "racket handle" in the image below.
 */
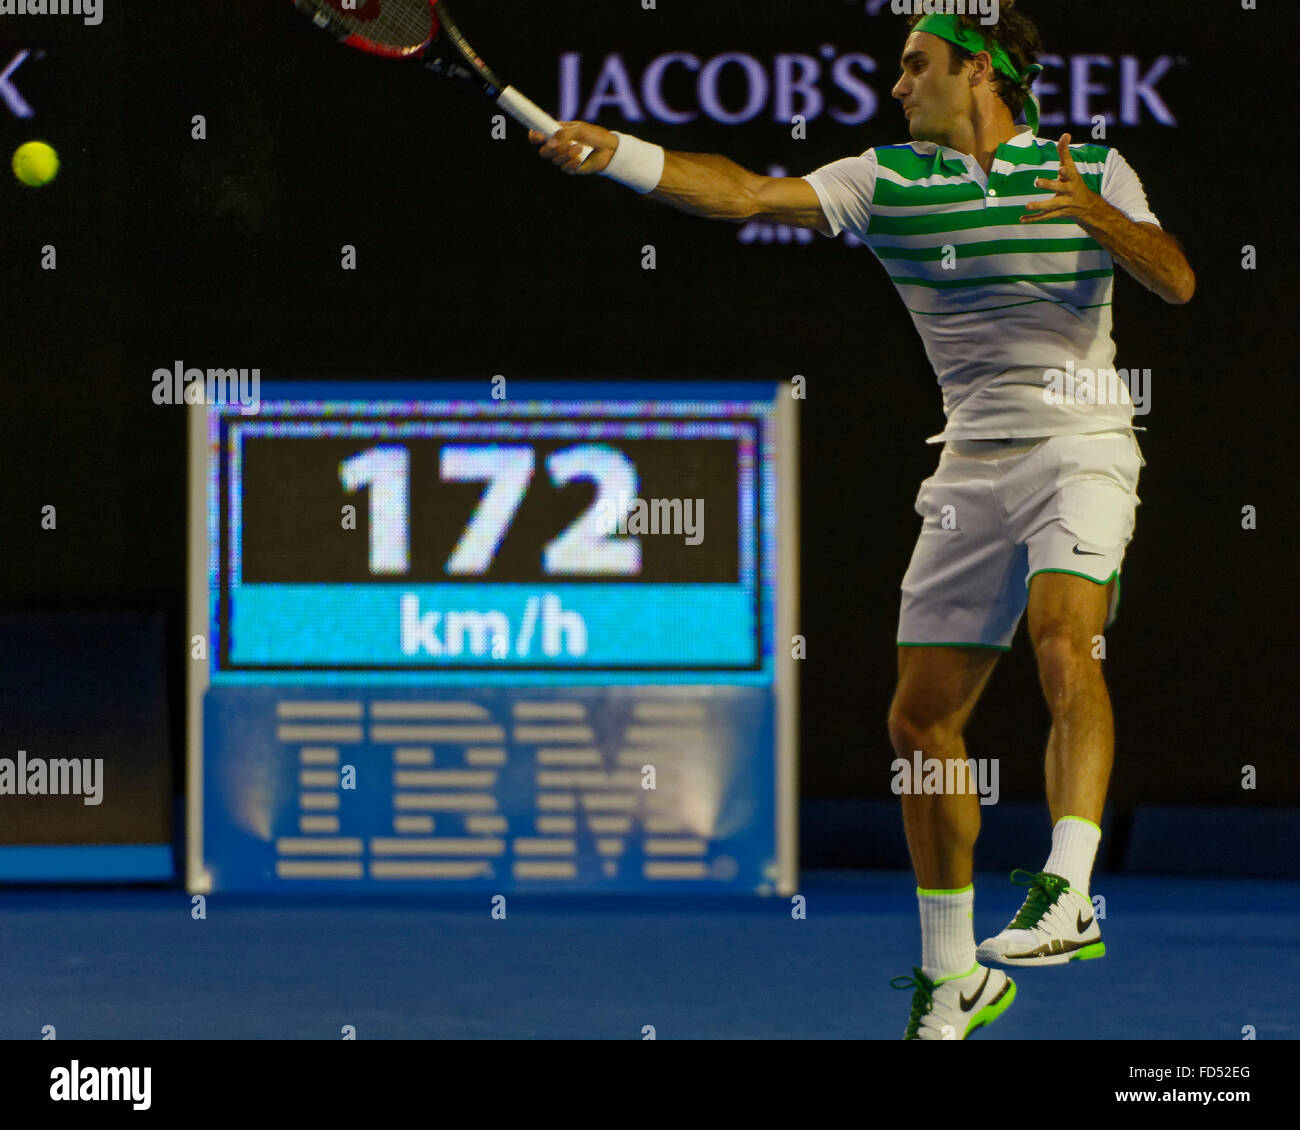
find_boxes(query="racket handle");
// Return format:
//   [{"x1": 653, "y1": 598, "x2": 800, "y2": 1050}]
[{"x1": 498, "y1": 85, "x2": 594, "y2": 164}]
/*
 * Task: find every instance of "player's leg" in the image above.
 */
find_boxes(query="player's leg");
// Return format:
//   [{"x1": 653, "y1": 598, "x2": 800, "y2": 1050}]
[
  {"x1": 1029, "y1": 570, "x2": 1113, "y2": 829},
  {"x1": 888, "y1": 645, "x2": 1000, "y2": 892},
  {"x1": 888, "y1": 441, "x2": 1031, "y2": 1038},
  {"x1": 978, "y1": 430, "x2": 1143, "y2": 968},
  {"x1": 888, "y1": 646, "x2": 1017, "y2": 1038}
]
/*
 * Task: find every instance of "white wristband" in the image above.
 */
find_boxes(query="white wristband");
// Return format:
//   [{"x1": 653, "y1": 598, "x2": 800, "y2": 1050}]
[{"x1": 600, "y1": 132, "x2": 665, "y2": 194}]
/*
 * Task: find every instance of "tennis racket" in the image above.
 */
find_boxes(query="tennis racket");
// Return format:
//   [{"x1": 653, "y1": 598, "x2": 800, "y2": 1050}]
[{"x1": 291, "y1": 0, "x2": 592, "y2": 163}]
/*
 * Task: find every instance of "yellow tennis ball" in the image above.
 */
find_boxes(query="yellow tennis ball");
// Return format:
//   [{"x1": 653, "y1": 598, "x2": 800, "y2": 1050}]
[{"x1": 13, "y1": 141, "x2": 59, "y2": 187}]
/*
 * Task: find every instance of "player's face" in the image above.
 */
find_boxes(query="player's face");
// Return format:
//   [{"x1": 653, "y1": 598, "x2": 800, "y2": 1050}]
[{"x1": 891, "y1": 32, "x2": 970, "y2": 143}]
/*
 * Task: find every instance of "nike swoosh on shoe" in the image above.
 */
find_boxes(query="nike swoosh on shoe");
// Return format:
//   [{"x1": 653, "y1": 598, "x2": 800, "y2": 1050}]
[{"x1": 959, "y1": 969, "x2": 990, "y2": 1011}]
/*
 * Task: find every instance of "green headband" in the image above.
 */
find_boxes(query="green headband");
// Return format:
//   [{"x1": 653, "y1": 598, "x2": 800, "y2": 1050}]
[{"x1": 913, "y1": 13, "x2": 1044, "y2": 134}]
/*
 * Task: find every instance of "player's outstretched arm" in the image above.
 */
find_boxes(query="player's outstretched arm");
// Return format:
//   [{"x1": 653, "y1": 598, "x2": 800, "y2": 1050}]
[{"x1": 529, "y1": 122, "x2": 832, "y2": 236}]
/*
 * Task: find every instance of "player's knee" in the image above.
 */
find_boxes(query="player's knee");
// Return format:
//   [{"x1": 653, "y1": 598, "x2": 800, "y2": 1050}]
[
  {"x1": 887, "y1": 701, "x2": 962, "y2": 759},
  {"x1": 1034, "y1": 630, "x2": 1100, "y2": 707}
]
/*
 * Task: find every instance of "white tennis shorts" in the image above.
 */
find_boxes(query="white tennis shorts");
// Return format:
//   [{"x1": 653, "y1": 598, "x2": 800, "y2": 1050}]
[{"x1": 897, "y1": 429, "x2": 1145, "y2": 649}]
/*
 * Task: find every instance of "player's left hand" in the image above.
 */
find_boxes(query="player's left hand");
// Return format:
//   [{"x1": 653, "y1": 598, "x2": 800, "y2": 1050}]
[{"x1": 1021, "y1": 134, "x2": 1101, "y2": 226}]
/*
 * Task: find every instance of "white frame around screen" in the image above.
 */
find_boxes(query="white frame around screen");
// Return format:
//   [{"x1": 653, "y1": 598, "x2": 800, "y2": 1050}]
[
  {"x1": 774, "y1": 390, "x2": 800, "y2": 896},
  {"x1": 186, "y1": 400, "x2": 213, "y2": 893}
]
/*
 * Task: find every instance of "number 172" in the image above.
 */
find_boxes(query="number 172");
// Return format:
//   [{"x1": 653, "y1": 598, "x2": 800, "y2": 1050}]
[{"x1": 339, "y1": 443, "x2": 642, "y2": 577}]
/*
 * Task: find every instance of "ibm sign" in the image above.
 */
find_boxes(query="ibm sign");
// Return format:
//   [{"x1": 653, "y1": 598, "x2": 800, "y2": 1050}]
[{"x1": 558, "y1": 51, "x2": 1181, "y2": 130}]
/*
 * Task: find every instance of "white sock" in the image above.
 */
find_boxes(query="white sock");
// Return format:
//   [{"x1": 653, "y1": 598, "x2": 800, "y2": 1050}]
[
  {"x1": 1043, "y1": 816, "x2": 1101, "y2": 895},
  {"x1": 918, "y1": 885, "x2": 976, "y2": 981}
]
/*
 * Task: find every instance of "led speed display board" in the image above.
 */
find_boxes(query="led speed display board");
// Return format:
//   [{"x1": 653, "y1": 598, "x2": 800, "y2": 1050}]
[{"x1": 188, "y1": 382, "x2": 797, "y2": 894}]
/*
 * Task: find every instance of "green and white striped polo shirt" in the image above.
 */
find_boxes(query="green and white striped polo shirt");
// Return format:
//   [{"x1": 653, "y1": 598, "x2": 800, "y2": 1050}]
[{"x1": 804, "y1": 126, "x2": 1162, "y2": 443}]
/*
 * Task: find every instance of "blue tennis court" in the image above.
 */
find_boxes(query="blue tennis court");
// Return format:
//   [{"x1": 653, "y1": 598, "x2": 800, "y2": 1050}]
[{"x1": 2, "y1": 871, "x2": 1293, "y2": 1040}]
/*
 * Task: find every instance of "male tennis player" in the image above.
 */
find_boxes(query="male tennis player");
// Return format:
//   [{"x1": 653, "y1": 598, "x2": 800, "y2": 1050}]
[{"x1": 532, "y1": 0, "x2": 1193, "y2": 1040}]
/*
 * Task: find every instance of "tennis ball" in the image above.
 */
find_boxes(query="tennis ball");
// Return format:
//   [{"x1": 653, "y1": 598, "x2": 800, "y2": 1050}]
[{"x1": 12, "y1": 141, "x2": 60, "y2": 188}]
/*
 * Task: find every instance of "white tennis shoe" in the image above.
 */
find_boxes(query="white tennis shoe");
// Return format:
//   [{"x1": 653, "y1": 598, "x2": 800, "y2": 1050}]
[
  {"x1": 891, "y1": 962, "x2": 1017, "y2": 1040},
  {"x1": 977, "y1": 869, "x2": 1105, "y2": 967}
]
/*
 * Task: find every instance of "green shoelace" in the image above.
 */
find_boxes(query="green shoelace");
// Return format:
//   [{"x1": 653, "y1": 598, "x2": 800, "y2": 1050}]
[
  {"x1": 1007, "y1": 869, "x2": 1070, "y2": 930},
  {"x1": 889, "y1": 966, "x2": 939, "y2": 1040}
]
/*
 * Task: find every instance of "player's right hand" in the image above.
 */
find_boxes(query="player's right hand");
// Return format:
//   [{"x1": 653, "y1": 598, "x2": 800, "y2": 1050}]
[{"x1": 530, "y1": 122, "x2": 618, "y2": 176}]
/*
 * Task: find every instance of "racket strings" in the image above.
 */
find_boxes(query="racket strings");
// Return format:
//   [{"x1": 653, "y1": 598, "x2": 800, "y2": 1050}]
[{"x1": 300, "y1": 0, "x2": 437, "y2": 51}]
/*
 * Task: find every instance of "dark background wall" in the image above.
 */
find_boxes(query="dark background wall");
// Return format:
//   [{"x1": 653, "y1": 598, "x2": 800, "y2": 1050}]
[{"x1": 2, "y1": 1, "x2": 1294, "y2": 819}]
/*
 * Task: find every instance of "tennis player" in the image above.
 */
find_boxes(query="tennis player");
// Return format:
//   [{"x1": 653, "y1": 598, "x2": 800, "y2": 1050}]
[{"x1": 531, "y1": 0, "x2": 1193, "y2": 1040}]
